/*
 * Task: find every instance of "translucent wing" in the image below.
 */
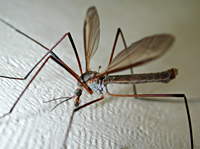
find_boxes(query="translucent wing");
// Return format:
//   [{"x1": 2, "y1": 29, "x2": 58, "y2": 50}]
[
  {"x1": 84, "y1": 6, "x2": 100, "y2": 71},
  {"x1": 97, "y1": 34, "x2": 175, "y2": 76}
]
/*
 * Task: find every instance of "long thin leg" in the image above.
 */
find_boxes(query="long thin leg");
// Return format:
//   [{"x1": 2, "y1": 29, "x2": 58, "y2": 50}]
[
  {"x1": 0, "y1": 54, "x2": 84, "y2": 119},
  {"x1": 108, "y1": 28, "x2": 127, "y2": 65},
  {"x1": 63, "y1": 95, "x2": 104, "y2": 148},
  {"x1": 0, "y1": 30, "x2": 91, "y2": 93},
  {"x1": 107, "y1": 92, "x2": 193, "y2": 149},
  {"x1": 0, "y1": 18, "x2": 83, "y2": 76},
  {"x1": 0, "y1": 33, "x2": 78, "y2": 79},
  {"x1": 50, "y1": 53, "x2": 92, "y2": 93},
  {"x1": 0, "y1": 55, "x2": 51, "y2": 118},
  {"x1": 108, "y1": 28, "x2": 137, "y2": 95}
]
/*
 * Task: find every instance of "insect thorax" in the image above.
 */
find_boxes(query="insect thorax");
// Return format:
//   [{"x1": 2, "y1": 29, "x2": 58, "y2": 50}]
[{"x1": 77, "y1": 71, "x2": 107, "y2": 94}]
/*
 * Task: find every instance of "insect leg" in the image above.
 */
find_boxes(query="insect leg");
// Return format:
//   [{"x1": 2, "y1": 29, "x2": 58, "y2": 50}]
[
  {"x1": 107, "y1": 91, "x2": 193, "y2": 149},
  {"x1": 0, "y1": 32, "x2": 76, "y2": 79},
  {"x1": 0, "y1": 29, "x2": 92, "y2": 92},
  {"x1": 50, "y1": 53, "x2": 92, "y2": 93},
  {"x1": 0, "y1": 18, "x2": 83, "y2": 78},
  {"x1": 63, "y1": 95, "x2": 104, "y2": 148},
  {"x1": 108, "y1": 28, "x2": 137, "y2": 95},
  {"x1": 108, "y1": 28, "x2": 127, "y2": 64},
  {"x1": 0, "y1": 55, "x2": 77, "y2": 119}
]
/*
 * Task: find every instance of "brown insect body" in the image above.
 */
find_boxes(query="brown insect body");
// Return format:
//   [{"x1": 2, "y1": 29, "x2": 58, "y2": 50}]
[
  {"x1": 75, "y1": 68, "x2": 177, "y2": 101},
  {"x1": 0, "y1": 6, "x2": 193, "y2": 149},
  {"x1": 76, "y1": 71, "x2": 106, "y2": 94},
  {"x1": 103, "y1": 68, "x2": 178, "y2": 85}
]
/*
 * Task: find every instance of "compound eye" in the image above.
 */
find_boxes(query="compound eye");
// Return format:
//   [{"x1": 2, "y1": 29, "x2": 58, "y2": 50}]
[{"x1": 74, "y1": 89, "x2": 82, "y2": 97}]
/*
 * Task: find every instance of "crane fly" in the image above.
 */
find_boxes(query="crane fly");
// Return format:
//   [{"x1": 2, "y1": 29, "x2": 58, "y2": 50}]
[{"x1": 0, "y1": 6, "x2": 193, "y2": 148}]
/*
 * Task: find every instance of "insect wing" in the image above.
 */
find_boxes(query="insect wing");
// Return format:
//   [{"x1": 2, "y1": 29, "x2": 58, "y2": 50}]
[
  {"x1": 84, "y1": 6, "x2": 100, "y2": 71},
  {"x1": 98, "y1": 34, "x2": 175, "y2": 75}
]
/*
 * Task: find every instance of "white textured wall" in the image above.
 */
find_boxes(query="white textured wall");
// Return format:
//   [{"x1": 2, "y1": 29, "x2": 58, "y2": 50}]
[{"x1": 0, "y1": 1, "x2": 199, "y2": 149}]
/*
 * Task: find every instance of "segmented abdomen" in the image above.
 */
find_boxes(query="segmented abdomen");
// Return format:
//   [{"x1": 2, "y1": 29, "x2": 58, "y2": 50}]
[{"x1": 103, "y1": 68, "x2": 178, "y2": 84}]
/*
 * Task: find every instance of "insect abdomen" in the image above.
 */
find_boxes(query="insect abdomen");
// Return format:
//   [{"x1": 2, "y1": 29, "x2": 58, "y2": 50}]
[{"x1": 103, "y1": 68, "x2": 178, "y2": 84}]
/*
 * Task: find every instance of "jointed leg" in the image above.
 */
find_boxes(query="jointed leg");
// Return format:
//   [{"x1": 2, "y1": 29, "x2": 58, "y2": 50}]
[
  {"x1": 0, "y1": 32, "x2": 79, "y2": 79},
  {"x1": 0, "y1": 30, "x2": 91, "y2": 92},
  {"x1": 0, "y1": 18, "x2": 83, "y2": 79},
  {"x1": 108, "y1": 28, "x2": 127, "y2": 64},
  {"x1": 63, "y1": 95, "x2": 104, "y2": 148},
  {"x1": 107, "y1": 91, "x2": 193, "y2": 149},
  {"x1": 109, "y1": 28, "x2": 137, "y2": 95},
  {"x1": 0, "y1": 55, "x2": 76, "y2": 118}
]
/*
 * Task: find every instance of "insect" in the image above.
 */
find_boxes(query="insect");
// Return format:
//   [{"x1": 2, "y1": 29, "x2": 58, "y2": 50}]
[{"x1": 0, "y1": 6, "x2": 193, "y2": 148}]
